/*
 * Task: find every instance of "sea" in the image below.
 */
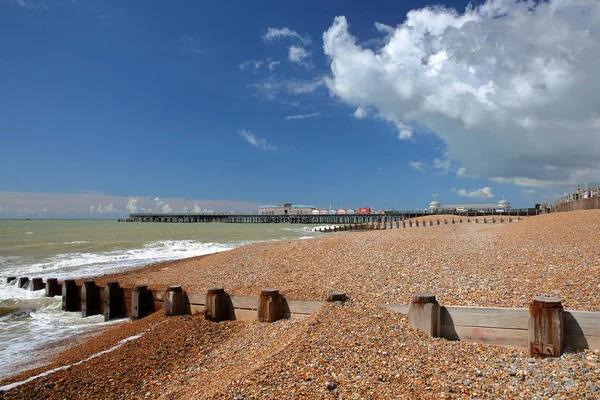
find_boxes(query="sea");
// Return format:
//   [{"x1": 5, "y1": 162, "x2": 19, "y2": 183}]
[{"x1": 0, "y1": 219, "x2": 326, "y2": 380}]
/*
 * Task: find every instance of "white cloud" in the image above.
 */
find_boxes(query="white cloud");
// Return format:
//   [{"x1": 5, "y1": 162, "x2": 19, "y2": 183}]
[
  {"x1": 126, "y1": 198, "x2": 138, "y2": 213},
  {"x1": 456, "y1": 167, "x2": 467, "y2": 177},
  {"x1": 322, "y1": 2, "x2": 600, "y2": 187},
  {"x1": 162, "y1": 204, "x2": 172, "y2": 213},
  {"x1": 352, "y1": 107, "x2": 368, "y2": 119},
  {"x1": 456, "y1": 187, "x2": 495, "y2": 199},
  {"x1": 288, "y1": 46, "x2": 311, "y2": 67},
  {"x1": 268, "y1": 61, "x2": 280, "y2": 71},
  {"x1": 433, "y1": 158, "x2": 451, "y2": 174},
  {"x1": 40, "y1": 207, "x2": 49, "y2": 213},
  {"x1": 239, "y1": 60, "x2": 263, "y2": 71},
  {"x1": 154, "y1": 197, "x2": 164, "y2": 207},
  {"x1": 90, "y1": 203, "x2": 118, "y2": 213},
  {"x1": 285, "y1": 112, "x2": 320, "y2": 120},
  {"x1": 193, "y1": 203, "x2": 201, "y2": 213},
  {"x1": 409, "y1": 161, "x2": 425, "y2": 171},
  {"x1": 263, "y1": 27, "x2": 311, "y2": 45},
  {"x1": 238, "y1": 129, "x2": 277, "y2": 151},
  {"x1": 250, "y1": 77, "x2": 325, "y2": 100},
  {"x1": 2, "y1": 0, "x2": 47, "y2": 11}
]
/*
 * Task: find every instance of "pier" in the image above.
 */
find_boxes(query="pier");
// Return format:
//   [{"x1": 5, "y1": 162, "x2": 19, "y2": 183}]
[{"x1": 121, "y1": 209, "x2": 538, "y2": 223}]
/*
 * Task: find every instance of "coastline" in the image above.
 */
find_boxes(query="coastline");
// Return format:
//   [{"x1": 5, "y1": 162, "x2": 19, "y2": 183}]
[{"x1": 1, "y1": 210, "x2": 599, "y2": 398}]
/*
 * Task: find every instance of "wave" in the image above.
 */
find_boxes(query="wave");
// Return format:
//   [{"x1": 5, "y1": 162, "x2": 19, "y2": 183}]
[
  {"x1": 1, "y1": 239, "x2": 238, "y2": 280},
  {"x1": 62, "y1": 241, "x2": 90, "y2": 244}
]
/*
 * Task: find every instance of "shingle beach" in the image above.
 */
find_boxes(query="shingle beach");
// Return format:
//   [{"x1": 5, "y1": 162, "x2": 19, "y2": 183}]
[{"x1": 1, "y1": 210, "x2": 599, "y2": 399}]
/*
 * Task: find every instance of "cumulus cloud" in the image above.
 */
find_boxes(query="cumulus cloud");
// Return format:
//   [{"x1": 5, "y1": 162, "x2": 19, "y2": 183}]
[
  {"x1": 154, "y1": 197, "x2": 164, "y2": 207},
  {"x1": 456, "y1": 187, "x2": 495, "y2": 199},
  {"x1": 162, "y1": 204, "x2": 172, "y2": 213},
  {"x1": 126, "y1": 198, "x2": 138, "y2": 213},
  {"x1": 322, "y1": 1, "x2": 600, "y2": 186},
  {"x1": 263, "y1": 27, "x2": 311, "y2": 45},
  {"x1": 288, "y1": 46, "x2": 312, "y2": 67},
  {"x1": 90, "y1": 203, "x2": 118, "y2": 213},
  {"x1": 285, "y1": 112, "x2": 320, "y2": 120},
  {"x1": 193, "y1": 203, "x2": 201, "y2": 213},
  {"x1": 238, "y1": 129, "x2": 277, "y2": 150},
  {"x1": 409, "y1": 161, "x2": 425, "y2": 171}
]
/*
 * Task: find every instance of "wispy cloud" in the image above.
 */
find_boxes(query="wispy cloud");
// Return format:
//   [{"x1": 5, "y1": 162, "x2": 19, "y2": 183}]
[
  {"x1": 285, "y1": 112, "x2": 320, "y2": 120},
  {"x1": 352, "y1": 107, "x2": 368, "y2": 119},
  {"x1": 180, "y1": 35, "x2": 204, "y2": 54},
  {"x1": 409, "y1": 161, "x2": 425, "y2": 172},
  {"x1": 268, "y1": 61, "x2": 280, "y2": 71},
  {"x1": 249, "y1": 77, "x2": 325, "y2": 100},
  {"x1": 288, "y1": 45, "x2": 312, "y2": 68},
  {"x1": 262, "y1": 27, "x2": 311, "y2": 45},
  {"x1": 2, "y1": 0, "x2": 47, "y2": 10},
  {"x1": 238, "y1": 129, "x2": 277, "y2": 151},
  {"x1": 239, "y1": 60, "x2": 263, "y2": 72},
  {"x1": 456, "y1": 187, "x2": 495, "y2": 199}
]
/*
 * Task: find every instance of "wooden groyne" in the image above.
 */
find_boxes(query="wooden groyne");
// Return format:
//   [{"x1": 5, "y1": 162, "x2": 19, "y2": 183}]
[
  {"x1": 315, "y1": 215, "x2": 524, "y2": 233},
  {"x1": 381, "y1": 294, "x2": 600, "y2": 357},
  {"x1": 5, "y1": 277, "x2": 343, "y2": 323},
  {"x1": 121, "y1": 209, "x2": 538, "y2": 224}
]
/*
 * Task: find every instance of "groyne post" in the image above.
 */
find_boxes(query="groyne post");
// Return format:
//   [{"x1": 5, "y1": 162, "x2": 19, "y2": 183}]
[
  {"x1": 163, "y1": 285, "x2": 186, "y2": 316},
  {"x1": 529, "y1": 296, "x2": 564, "y2": 358},
  {"x1": 62, "y1": 279, "x2": 81, "y2": 312},
  {"x1": 30, "y1": 277, "x2": 44, "y2": 291},
  {"x1": 258, "y1": 288, "x2": 283, "y2": 323},
  {"x1": 104, "y1": 281, "x2": 124, "y2": 321},
  {"x1": 408, "y1": 293, "x2": 441, "y2": 337},
  {"x1": 205, "y1": 287, "x2": 227, "y2": 322},
  {"x1": 45, "y1": 278, "x2": 61, "y2": 297},
  {"x1": 18, "y1": 277, "x2": 29, "y2": 289},
  {"x1": 81, "y1": 280, "x2": 101, "y2": 318},
  {"x1": 326, "y1": 291, "x2": 347, "y2": 303},
  {"x1": 132, "y1": 285, "x2": 153, "y2": 320},
  {"x1": 6, "y1": 277, "x2": 16, "y2": 284}
]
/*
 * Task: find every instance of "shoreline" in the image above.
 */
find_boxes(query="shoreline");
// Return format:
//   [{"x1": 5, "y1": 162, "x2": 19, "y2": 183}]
[{"x1": 1, "y1": 210, "x2": 599, "y2": 398}]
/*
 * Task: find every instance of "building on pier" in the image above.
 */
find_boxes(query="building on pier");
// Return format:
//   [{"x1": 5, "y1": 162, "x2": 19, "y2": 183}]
[{"x1": 258, "y1": 203, "x2": 316, "y2": 216}]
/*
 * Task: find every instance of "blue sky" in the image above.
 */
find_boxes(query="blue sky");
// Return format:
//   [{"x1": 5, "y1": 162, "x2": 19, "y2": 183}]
[{"x1": 1, "y1": 0, "x2": 598, "y2": 218}]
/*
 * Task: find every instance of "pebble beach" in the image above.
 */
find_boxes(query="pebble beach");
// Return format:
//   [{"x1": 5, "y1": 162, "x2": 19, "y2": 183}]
[{"x1": 1, "y1": 210, "x2": 599, "y2": 399}]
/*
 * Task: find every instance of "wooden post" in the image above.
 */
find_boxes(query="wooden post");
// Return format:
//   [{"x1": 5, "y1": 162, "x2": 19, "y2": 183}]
[
  {"x1": 529, "y1": 296, "x2": 564, "y2": 358},
  {"x1": 492, "y1": 217, "x2": 496, "y2": 223},
  {"x1": 415, "y1": 220, "x2": 419, "y2": 227},
  {"x1": 205, "y1": 287, "x2": 227, "y2": 322},
  {"x1": 452, "y1": 218, "x2": 455, "y2": 224},
  {"x1": 408, "y1": 293, "x2": 440, "y2": 337},
  {"x1": 104, "y1": 281, "x2": 124, "y2": 321},
  {"x1": 429, "y1": 220, "x2": 433, "y2": 226},
  {"x1": 6, "y1": 276, "x2": 16, "y2": 284},
  {"x1": 45, "y1": 278, "x2": 61, "y2": 297},
  {"x1": 437, "y1": 219, "x2": 440, "y2": 225},
  {"x1": 484, "y1": 217, "x2": 487, "y2": 224},
  {"x1": 30, "y1": 277, "x2": 44, "y2": 291},
  {"x1": 131, "y1": 284, "x2": 153, "y2": 320},
  {"x1": 326, "y1": 291, "x2": 347, "y2": 303},
  {"x1": 258, "y1": 288, "x2": 283, "y2": 323},
  {"x1": 402, "y1": 221, "x2": 406, "y2": 228},
  {"x1": 17, "y1": 277, "x2": 29, "y2": 288},
  {"x1": 468, "y1": 218, "x2": 470, "y2": 223},
  {"x1": 163, "y1": 285, "x2": 186, "y2": 316},
  {"x1": 409, "y1": 221, "x2": 412, "y2": 227},
  {"x1": 62, "y1": 279, "x2": 81, "y2": 312},
  {"x1": 81, "y1": 280, "x2": 101, "y2": 318},
  {"x1": 444, "y1": 219, "x2": 448, "y2": 225}
]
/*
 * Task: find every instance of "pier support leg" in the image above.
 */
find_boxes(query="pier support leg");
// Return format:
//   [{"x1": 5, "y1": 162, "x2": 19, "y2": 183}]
[
  {"x1": 408, "y1": 293, "x2": 440, "y2": 337},
  {"x1": 163, "y1": 285, "x2": 186, "y2": 316},
  {"x1": 132, "y1": 285, "x2": 153, "y2": 320},
  {"x1": 104, "y1": 281, "x2": 124, "y2": 321},
  {"x1": 62, "y1": 279, "x2": 81, "y2": 312},
  {"x1": 30, "y1": 278, "x2": 44, "y2": 291},
  {"x1": 81, "y1": 280, "x2": 101, "y2": 317},
  {"x1": 529, "y1": 296, "x2": 564, "y2": 358},
  {"x1": 17, "y1": 277, "x2": 29, "y2": 289},
  {"x1": 205, "y1": 287, "x2": 227, "y2": 322},
  {"x1": 45, "y1": 278, "x2": 61, "y2": 297},
  {"x1": 258, "y1": 288, "x2": 283, "y2": 323}
]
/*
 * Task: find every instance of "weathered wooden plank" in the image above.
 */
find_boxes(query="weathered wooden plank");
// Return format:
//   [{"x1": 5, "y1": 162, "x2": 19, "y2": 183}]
[
  {"x1": 285, "y1": 299, "x2": 324, "y2": 315},
  {"x1": 186, "y1": 292, "x2": 205, "y2": 306},
  {"x1": 441, "y1": 306, "x2": 529, "y2": 329},
  {"x1": 232, "y1": 308, "x2": 257, "y2": 321},
  {"x1": 441, "y1": 325, "x2": 528, "y2": 349},
  {"x1": 230, "y1": 296, "x2": 259, "y2": 310},
  {"x1": 379, "y1": 304, "x2": 410, "y2": 314},
  {"x1": 565, "y1": 334, "x2": 600, "y2": 351},
  {"x1": 564, "y1": 310, "x2": 600, "y2": 336}
]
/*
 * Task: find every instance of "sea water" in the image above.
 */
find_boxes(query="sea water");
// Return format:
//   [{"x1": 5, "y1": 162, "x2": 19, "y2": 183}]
[{"x1": 0, "y1": 219, "x2": 323, "y2": 379}]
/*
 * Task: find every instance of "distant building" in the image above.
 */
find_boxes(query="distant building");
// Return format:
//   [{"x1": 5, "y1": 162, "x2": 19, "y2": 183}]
[{"x1": 258, "y1": 203, "x2": 316, "y2": 216}]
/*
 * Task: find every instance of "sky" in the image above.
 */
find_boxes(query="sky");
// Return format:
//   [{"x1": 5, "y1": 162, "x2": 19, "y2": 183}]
[{"x1": 1, "y1": 0, "x2": 599, "y2": 218}]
